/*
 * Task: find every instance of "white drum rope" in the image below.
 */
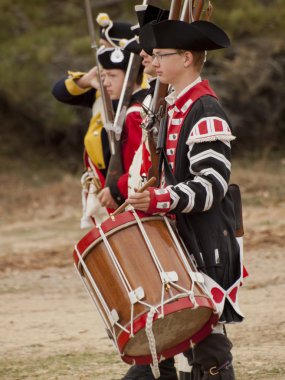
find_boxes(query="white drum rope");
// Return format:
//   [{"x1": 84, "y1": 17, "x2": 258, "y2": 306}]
[
  {"x1": 132, "y1": 211, "x2": 175, "y2": 316},
  {"x1": 130, "y1": 304, "x2": 134, "y2": 338},
  {"x1": 75, "y1": 267, "x2": 121, "y2": 352},
  {"x1": 160, "y1": 283, "x2": 166, "y2": 318},
  {"x1": 97, "y1": 225, "x2": 133, "y2": 294},
  {"x1": 97, "y1": 224, "x2": 161, "y2": 336},
  {"x1": 145, "y1": 307, "x2": 160, "y2": 379},
  {"x1": 75, "y1": 245, "x2": 112, "y2": 320},
  {"x1": 75, "y1": 245, "x2": 129, "y2": 335},
  {"x1": 132, "y1": 210, "x2": 165, "y2": 274},
  {"x1": 74, "y1": 262, "x2": 110, "y2": 331},
  {"x1": 163, "y1": 216, "x2": 195, "y2": 276},
  {"x1": 163, "y1": 217, "x2": 199, "y2": 308}
]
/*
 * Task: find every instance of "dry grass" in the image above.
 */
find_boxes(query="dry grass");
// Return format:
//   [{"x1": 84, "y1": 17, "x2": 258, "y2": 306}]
[{"x1": 0, "y1": 157, "x2": 284, "y2": 380}]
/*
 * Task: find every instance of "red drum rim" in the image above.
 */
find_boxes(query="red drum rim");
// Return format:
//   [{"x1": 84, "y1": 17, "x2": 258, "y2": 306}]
[
  {"x1": 73, "y1": 211, "x2": 162, "y2": 266},
  {"x1": 117, "y1": 295, "x2": 219, "y2": 365}
]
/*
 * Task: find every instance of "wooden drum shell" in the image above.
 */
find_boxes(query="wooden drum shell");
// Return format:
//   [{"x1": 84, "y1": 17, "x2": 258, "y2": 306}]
[{"x1": 74, "y1": 212, "x2": 218, "y2": 364}]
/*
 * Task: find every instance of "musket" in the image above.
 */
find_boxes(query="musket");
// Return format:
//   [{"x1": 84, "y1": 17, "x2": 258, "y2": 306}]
[
  {"x1": 145, "y1": 0, "x2": 185, "y2": 185},
  {"x1": 193, "y1": 0, "x2": 205, "y2": 21},
  {"x1": 193, "y1": 0, "x2": 215, "y2": 21},
  {"x1": 104, "y1": 51, "x2": 142, "y2": 189},
  {"x1": 181, "y1": 0, "x2": 192, "y2": 22},
  {"x1": 84, "y1": 0, "x2": 124, "y2": 192},
  {"x1": 205, "y1": 1, "x2": 213, "y2": 21},
  {"x1": 84, "y1": 0, "x2": 115, "y2": 149},
  {"x1": 105, "y1": 2, "x2": 149, "y2": 189}
]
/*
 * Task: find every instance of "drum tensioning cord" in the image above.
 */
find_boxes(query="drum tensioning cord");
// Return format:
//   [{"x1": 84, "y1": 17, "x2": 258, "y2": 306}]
[
  {"x1": 75, "y1": 209, "x2": 209, "y2": 377},
  {"x1": 74, "y1": 244, "x2": 125, "y2": 356},
  {"x1": 132, "y1": 209, "x2": 201, "y2": 313},
  {"x1": 96, "y1": 223, "x2": 161, "y2": 338},
  {"x1": 146, "y1": 307, "x2": 160, "y2": 379}
]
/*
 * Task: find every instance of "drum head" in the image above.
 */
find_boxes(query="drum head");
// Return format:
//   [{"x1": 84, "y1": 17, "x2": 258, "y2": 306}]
[{"x1": 121, "y1": 297, "x2": 213, "y2": 356}]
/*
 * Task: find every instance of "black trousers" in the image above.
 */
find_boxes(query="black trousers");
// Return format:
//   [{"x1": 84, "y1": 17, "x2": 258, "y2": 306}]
[
  {"x1": 183, "y1": 334, "x2": 235, "y2": 380},
  {"x1": 120, "y1": 357, "x2": 178, "y2": 380},
  {"x1": 121, "y1": 334, "x2": 235, "y2": 380},
  {"x1": 178, "y1": 372, "x2": 191, "y2": 380}
]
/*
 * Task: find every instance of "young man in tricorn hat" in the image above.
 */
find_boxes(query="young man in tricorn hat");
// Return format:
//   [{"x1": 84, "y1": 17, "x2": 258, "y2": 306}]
[{"x1": 127, "y1": 18, "x2": 245, "y2": 380}]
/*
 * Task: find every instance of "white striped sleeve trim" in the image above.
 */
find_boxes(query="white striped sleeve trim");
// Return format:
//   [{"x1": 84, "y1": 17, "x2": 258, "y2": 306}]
[
  {"x1": 167, "y1": 186, "x2": 180, "y2": 210},
  {"x1": 190, "y1": 149, "x2": 231, "y2": 172},
  {"x1": 126, "y1": 105, "x2": 142, "y2": 116},
  {"x1": 176, "y1": 183, "x2": 196, "y2": 213},
  {"x1": 200, "y1": 168, "x2": 228, "y2": 195},
  {"x1": 222, "y1": 140, "x2": 231, "y2": 148},
  {"x1": 193, "y1": 176, "x2": 213, "y2": 211}
]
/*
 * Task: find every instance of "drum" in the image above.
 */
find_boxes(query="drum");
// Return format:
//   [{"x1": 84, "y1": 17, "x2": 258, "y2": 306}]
[{"x1": 73, "y1": 209, "x2": 219, "y2": 365}]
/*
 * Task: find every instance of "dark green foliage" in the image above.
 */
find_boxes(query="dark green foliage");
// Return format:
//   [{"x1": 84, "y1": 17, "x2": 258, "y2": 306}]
[
  {"x1": 0, "y1": 0, "x2": 285, "y2": 168},
  {"x1": 213, "y1": 0, "x2": 285, "y2": 39}
]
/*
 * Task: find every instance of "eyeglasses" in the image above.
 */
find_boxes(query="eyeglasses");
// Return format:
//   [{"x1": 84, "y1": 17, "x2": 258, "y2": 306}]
[{"x1": 151, "y1": 52, "x2": 180, "y2": 63}]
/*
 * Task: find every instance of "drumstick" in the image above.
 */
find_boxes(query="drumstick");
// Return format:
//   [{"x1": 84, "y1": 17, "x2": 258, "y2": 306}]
[{"x1": 111, "y1": 176, "x2": 157, "y2": 217}]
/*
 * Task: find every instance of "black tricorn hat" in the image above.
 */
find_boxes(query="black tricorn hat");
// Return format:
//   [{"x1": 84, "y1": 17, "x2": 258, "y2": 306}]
[
  {"x1": 99, "y1": 19, "x2": 133, "y2": 45},
  {"x1": 97, "y1": 47, "x2": 130, "y2": 71},
  {"x1": 135, "y1": 4, "x2": 169, "y2": 28},
  {"x1": 124, "y1": 4, "x2": 169, "y2": 56},
  {"x1": 139, "y1": 20, "x2": 230, "y2": 55}
]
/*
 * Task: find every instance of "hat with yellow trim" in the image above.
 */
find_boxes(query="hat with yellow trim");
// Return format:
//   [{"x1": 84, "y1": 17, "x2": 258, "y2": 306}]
[{"x1": 97, "y1": 13, "x2": 133, "y2": 46}]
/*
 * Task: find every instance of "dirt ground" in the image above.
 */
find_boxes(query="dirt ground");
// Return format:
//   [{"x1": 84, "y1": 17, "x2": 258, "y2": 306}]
[{"x1": 0, "y1": 159, "x2": 284, "y2": 380}]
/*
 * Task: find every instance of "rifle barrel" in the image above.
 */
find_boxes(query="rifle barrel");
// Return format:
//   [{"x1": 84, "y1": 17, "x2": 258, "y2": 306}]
[{"x1": 85, "y1": 0, "x2": 97, "y2": 48}]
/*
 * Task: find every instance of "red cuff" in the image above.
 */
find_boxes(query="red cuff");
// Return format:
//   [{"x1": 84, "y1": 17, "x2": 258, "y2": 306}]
[
  {"x1": 147, "y1": 187, "x2": 171, "y2": 214},
  {"x1": 117, "y1": 172, "x2": 129, "y2": 200}
]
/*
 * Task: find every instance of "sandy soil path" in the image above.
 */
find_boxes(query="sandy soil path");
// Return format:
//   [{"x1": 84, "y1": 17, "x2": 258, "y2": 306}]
[{"x1": 0, "y1": 165, "x2": 284, "y2": 380}]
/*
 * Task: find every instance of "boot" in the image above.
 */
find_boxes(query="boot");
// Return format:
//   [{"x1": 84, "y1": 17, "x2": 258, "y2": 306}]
[
  {"x1": 183, "y1": 334, "x2": 235, "y2": 380},
  {"x1": 178, "y1": 372, "x2": 191, "y2": 380},
  {"x1": 121, "y1": 358, "x2": 178, "y2": 380}
]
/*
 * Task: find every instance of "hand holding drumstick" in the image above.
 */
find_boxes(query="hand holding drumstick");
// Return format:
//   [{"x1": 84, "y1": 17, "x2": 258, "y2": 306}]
[{"x1": 111, "y1": 177, "x2": 156, "y2": 216}]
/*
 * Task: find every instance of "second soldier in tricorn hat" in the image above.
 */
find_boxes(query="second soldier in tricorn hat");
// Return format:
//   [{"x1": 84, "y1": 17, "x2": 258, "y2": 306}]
[
  {"x1": 122, "y1": 4, "x2": 170, "y2": 200},
  {"x1": 127, "y1": 18, "x2": 245, "y2": 380}
]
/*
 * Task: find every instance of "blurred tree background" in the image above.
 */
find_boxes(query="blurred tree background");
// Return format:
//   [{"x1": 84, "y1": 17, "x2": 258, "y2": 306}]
[{"x1": 0, "y1": 0, "x2": 284, "y2": 171}]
